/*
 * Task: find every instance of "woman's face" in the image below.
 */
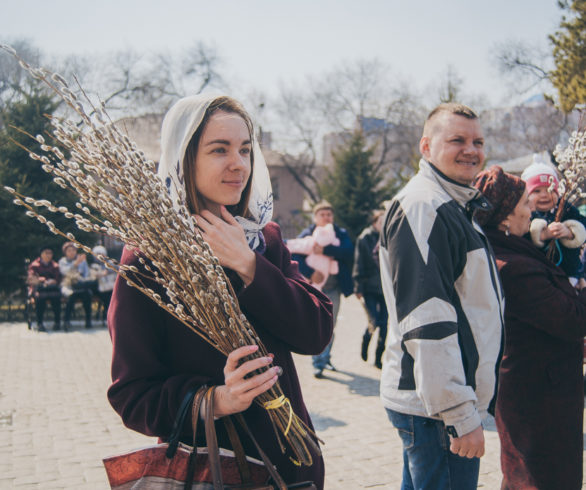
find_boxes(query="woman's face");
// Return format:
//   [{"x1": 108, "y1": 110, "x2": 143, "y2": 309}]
[
  {"x1": 528, "y1": 186, "x2": 557, "y2": 212},
  {"x1": 65, "y1": 246, "x2": 77, "y2": 260},
  {"x1": 194, "y1": 111, "x2": 252, "y2": 216},
  {"x1": 503, "y1": 190, "x2": 532, "y2": 236}
]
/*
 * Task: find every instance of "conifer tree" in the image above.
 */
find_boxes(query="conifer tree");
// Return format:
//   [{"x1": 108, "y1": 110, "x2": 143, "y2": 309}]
[
  {"x1": 0, "y1": 92, "x2": 92, "y2": 296},
  {"x1": 321, "y1": 131, "x2": 390, "y2": 241},
  {"x1": 549, "y1": 0, "x2": 586, "y2": 112}
]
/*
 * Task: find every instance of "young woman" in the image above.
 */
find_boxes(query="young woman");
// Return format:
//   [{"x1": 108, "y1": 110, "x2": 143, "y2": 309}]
[
  {"x1": 107, "y1": 94, "x2": 332, "y2": 488},
  {"x1": 474, "y1": 166, "x2": 586, "y2": 490}
]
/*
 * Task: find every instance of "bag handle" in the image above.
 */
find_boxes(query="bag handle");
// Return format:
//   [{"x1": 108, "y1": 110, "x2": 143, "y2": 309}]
[
  {"x1": 202, "y1": 386, "x2": 224, "y2": 489},
  {"x1": 186, "y1": 386, "x2": 290, "y2": 490},
  {"x1": 234, "y1": 413, "x2": 288, "y2": 490},
  {"x1": 183, "y1": 386, "x2": 210, "y2": 488},
  {"x1": 166, "y1": 384, "x2": 203, "y2": 459}
]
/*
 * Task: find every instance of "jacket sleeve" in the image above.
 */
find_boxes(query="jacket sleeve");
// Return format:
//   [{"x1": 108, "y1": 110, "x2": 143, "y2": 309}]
[
  {"x1": 381, "y1": 200, "x2": 481, "y2": 437},
  {"x1": 237, "y1": 223, "x2": 334, "y2": 355},
  {"x1": 323, "y1": 226, "x2": 354, "y2": 263},
  {"x1": 500, "y1": 259, "x2": 586, "y2": 340}
]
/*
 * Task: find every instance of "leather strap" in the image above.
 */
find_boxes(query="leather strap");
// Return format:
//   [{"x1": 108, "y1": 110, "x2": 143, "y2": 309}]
[
  {"x1": 235, "y1": 413, "x2": 288, "y2": 490},
  {"x1": 184, "y1": 386, "x2": 209, "y2": 489},
  {"x1": 223, "y1": 414, "x2": 252, "y2": 484},
  {"x1": 203, "y1": 386, "x2": 224, "y2": 489},
  {"x1": 166, "y1": 384, "x2": 201, "y2": 459},
  {"x1": 184, "y1": 385, "x2": 292, "y2": 490}
]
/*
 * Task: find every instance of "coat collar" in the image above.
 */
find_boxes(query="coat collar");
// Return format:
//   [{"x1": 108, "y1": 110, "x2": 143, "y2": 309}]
[
  {"x1": 419, "y1": 159, "x2": 491, "y2": 219},
  {"x1": 484, "y1": 227, "x2": 552, "y2": 267}
]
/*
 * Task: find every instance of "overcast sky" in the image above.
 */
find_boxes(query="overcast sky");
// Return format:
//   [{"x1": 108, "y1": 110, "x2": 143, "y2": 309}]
[{"x1": 1, "y1": 0, "x2": 561, "y2": 108}]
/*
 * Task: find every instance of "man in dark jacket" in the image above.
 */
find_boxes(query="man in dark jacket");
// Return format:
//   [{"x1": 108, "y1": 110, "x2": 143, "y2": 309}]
[
  {"x1": 291, "y1": 201, "x2": 354, "y2": 378},
  {"x1": 352, "y1": 209, "x2": 387, "y2": 368}
]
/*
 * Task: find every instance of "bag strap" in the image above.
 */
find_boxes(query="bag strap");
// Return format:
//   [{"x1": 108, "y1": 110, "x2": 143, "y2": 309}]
[
  {"x1": 166, "y1": 384, "x2": 202, "y2": 459},
  {"x1": 185, "y1": 386, "x2": 290, "y2": 490},
  {"x1": 223, "y1": 415, "x2": 252, "y2": 484},
  {"x1": 235, "y1": 413, "x2": 288, "y2": 490},
  {"x1": 203, "y1": 386, "x2": 224, "y2": 489},
  {"x1": 184, "y1": 386, "x2": 209, "y2": 490}
]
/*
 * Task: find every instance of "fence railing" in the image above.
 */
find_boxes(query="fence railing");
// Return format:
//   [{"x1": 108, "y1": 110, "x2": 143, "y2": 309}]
[{"x1": 0, "y1": 295, "x2": 27, "y2": 323}]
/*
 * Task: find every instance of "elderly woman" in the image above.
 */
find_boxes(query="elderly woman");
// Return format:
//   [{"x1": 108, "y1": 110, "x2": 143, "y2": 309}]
[{"x1": 474, "y1": 166, "x2": 586, "y2": 490}]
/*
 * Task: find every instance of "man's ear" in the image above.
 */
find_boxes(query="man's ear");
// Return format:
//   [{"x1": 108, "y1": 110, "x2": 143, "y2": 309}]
[{"x1": 419, "y1": 136, "x2": 430, "y2": 160}]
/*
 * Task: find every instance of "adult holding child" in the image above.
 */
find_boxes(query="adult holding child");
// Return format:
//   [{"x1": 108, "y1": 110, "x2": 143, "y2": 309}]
[
  {"x1": 107, "y1": 94, "x2": 332, "y2": 488},
  {"x1": 59, "y1": 241, "x2": 93, "y2": 330},
  {"x1": 521, "y1": 155, "x2": 586, "y2": 288},
  {"x1": 474, "y1": 166, "x2": 586, "y2": 490},
  {"x1": 290, "y1": 201, "x2": 354, "y2": 379}
]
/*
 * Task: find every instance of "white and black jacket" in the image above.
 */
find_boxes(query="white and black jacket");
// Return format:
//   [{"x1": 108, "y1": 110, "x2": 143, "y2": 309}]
[{"x1": 379, "y1": 159, "x2": 504, "y2": 437}]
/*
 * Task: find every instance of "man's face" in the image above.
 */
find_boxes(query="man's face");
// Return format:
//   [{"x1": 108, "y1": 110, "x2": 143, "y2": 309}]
[
  {"x1": 420, "y1": 112, "x2": 485, "y2": 185},
  {"x1": 314, "y1": 209, "x2": 334, "y2": 227}
]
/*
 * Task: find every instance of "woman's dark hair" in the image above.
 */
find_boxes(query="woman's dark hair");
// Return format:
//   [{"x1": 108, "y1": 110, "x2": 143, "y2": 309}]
[{"x1": 183, "y1": 96, "x2": 254, "y2": 217}]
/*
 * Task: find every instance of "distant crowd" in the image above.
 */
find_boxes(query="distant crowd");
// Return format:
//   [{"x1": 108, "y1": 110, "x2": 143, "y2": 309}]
[{"x1": 27, "y1": 241, "x2": 117, "y2": 332}]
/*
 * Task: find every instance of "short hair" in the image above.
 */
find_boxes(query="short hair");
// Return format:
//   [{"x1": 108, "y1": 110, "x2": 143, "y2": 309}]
[
  {"x1": 183, "y1": 96, "x2": 254, "y2": 218},
  {"x1": 370, "y1": 209, "x2": 385, "y2": 225},
  {"x1": 423, "y1": 103, "x2": 478, "y2": 136},
  {"x1": 313, "y1": 200, "x2": 334, "y2": 215}
]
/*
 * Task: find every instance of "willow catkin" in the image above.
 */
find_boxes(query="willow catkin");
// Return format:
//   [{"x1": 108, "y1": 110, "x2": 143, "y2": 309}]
[{"x1": 0, "y1": 44, "x2": 320, "y2": 466}]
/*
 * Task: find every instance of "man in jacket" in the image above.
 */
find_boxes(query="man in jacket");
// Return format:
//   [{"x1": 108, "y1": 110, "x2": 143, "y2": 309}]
[
  {"x1": 379, "y1": 103, "x2": 503, "y2": 489},
  {"x1": 352, "y1": 209, "x2": 387, "y2": 368},
  {"x1": 291, "y1": 201, "x2": 354, "y2": 378}
]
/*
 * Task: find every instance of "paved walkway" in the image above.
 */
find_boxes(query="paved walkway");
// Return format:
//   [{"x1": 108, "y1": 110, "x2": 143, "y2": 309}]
[{"x1": 0, "y1": 295, "x2": 576, "y2": 488}]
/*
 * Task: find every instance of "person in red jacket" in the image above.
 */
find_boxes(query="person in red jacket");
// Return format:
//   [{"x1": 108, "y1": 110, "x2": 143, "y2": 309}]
[
  {"x1": 474, "y1": 166, "x2": 586, "y2": 490},
  {"x1": 107, "y1": 94, "x2": 332, "y2": 488},
  {"x1": 27, "y1": 245, "x2": 61, "y2": 332}
]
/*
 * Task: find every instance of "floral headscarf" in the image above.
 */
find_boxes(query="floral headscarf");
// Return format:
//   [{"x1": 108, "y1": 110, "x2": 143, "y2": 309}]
[{"x1": 157, "y1": 93, "x2": 273, "y2": 252}]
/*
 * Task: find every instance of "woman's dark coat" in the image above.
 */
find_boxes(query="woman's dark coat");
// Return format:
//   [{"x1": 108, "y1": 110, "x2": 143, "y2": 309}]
[
  {"x1": 107, "y1": 222, "x2": 333, "y2": 488},
  {"x1": 485, "y1": 228, "x2": 586, "y2": 490}
]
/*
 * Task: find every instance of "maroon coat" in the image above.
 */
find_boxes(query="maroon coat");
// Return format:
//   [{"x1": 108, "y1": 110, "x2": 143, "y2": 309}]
[
  {"x1": 27, "y1": 257, "x2": 61, "y2": 297},
  {"x1": 485, "y1": 228, "x2": 586, "y2": 490},
  {"x1": 107, "y1": 222, "x2": 333, "y2": 488}
]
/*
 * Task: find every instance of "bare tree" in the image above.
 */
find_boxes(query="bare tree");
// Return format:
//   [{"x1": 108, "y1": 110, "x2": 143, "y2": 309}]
[
  {"x1": 494, "y1": 40, "x2": 552, "y2": 95},
  {"x1": 70, "y1": 41, "x2": 224, "y2": 119},
  {"x1": 272, "y1": 59, "x2": 425, "y2": 204}
]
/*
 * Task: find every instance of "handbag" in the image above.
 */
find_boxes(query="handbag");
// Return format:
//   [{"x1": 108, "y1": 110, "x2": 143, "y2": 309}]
[{"x1": 103, "y1": 385, "x2": 316, "y2": 489}]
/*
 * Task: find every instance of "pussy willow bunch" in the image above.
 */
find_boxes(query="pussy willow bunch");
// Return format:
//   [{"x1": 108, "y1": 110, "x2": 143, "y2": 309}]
[
  {"x1": 546, "y1": 119, "x2": 586, "y2": 261},
  {"x1": 0, "y1": 45, "x2": 320, "y2": 466}
]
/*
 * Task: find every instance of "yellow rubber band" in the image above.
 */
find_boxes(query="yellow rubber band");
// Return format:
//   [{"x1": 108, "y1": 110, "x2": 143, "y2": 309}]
[
  {"x1": 289, "y1": 457, "x2": 302, "y2": 466},
  {"x1": 263, "y1": 395, "x2": 294, "y2": 436}
]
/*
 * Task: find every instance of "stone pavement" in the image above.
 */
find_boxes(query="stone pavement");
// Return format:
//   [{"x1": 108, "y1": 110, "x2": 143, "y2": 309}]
[{"x1": 0, "y1": 295, "x2": 565, "y2": 489}]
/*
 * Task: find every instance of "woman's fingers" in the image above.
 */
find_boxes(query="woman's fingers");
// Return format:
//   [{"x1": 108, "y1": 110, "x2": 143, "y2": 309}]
[
  {"x1": 224, "y1": 345, "x2": 259, "y2": 373},
  {"x1": 220, "y1": 205, "x2": 239, "y2": 225}
]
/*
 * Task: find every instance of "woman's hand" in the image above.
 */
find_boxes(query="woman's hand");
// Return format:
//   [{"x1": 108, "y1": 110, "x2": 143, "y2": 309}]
[
  {"x1": 213, "y1": 345, "x2": 281, "y2": 418},
  {"x1": 196, "y1": 206, "x2": 256, "y2": 286}
]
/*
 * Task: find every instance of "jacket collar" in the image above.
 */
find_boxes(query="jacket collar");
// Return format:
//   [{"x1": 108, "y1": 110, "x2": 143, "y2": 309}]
[{"x1": 420, "y1": 159, "x2": 491, "y2": 218}]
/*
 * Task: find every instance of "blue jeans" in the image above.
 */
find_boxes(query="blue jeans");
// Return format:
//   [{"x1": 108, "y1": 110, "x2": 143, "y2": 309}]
[
  {"x1": 386, "y1": 409, "x2": 480, "y2": 490},
  {"x1": 312, "y1": 286, "x2": 341, "y2": 370}
]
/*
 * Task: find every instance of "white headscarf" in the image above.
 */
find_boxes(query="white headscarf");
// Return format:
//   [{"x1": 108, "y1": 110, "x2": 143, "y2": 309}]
[{"x1": 157, "y1": 94, "x2": 273, "y2": 252}]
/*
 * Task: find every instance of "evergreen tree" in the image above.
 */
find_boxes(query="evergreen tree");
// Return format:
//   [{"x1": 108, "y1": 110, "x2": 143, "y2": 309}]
[
  {"x1": 549, "y1": 0, "x2": 586, "y2": 112},
  {"x1": 0, "y1": 91, "x2": 92, "y2": 296},
  {"x1": 321, "y1": 131, "x2": 390, "y2": 241}
]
